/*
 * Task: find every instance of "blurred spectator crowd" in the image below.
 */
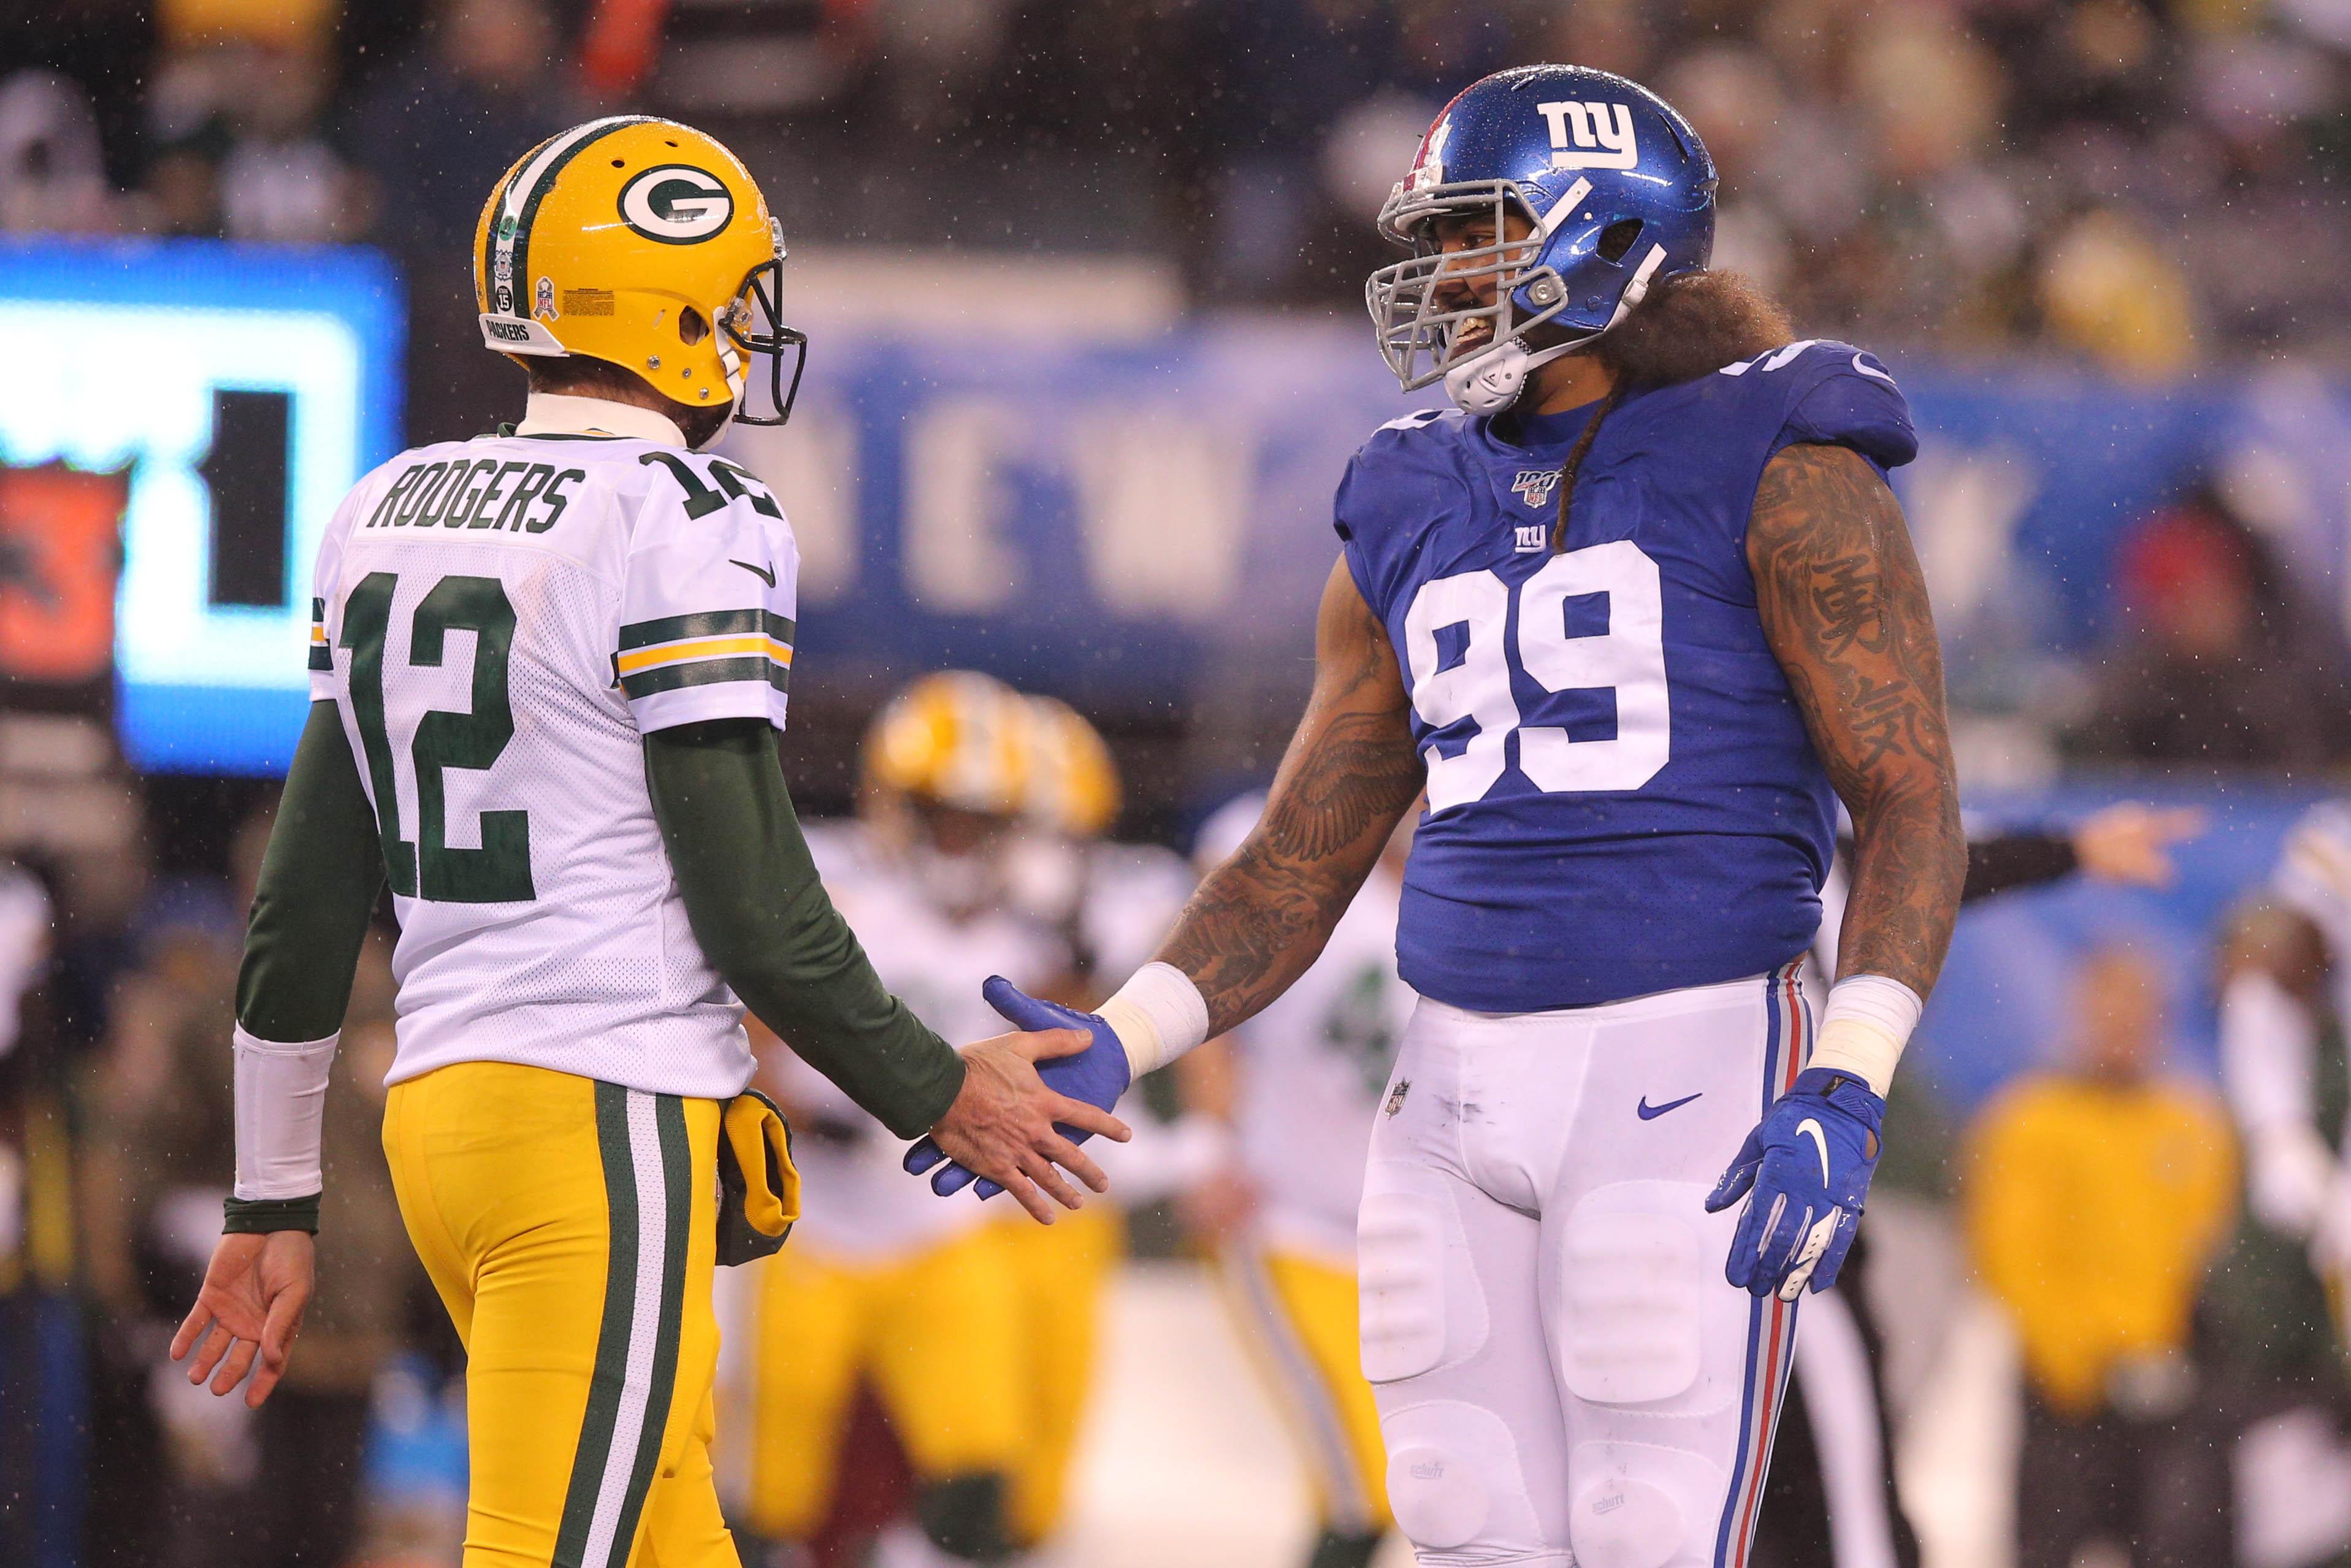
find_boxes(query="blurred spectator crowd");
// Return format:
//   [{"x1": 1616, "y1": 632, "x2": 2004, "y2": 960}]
[{"x1": 8, "y1": 0, "x2": 2351, "y2": 371}]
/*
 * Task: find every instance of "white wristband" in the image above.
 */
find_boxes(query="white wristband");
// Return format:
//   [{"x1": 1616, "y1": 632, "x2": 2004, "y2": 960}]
[
  {"x1": 232, "y1": 1025, "x2": 340, "y2": 1201},
  {"x1": 1096, "y1": 962, "x2": 1212, "y2": 1077},
  {"x1": 1806, "y1": 974, "x2": 1922, "y2": 1097}
]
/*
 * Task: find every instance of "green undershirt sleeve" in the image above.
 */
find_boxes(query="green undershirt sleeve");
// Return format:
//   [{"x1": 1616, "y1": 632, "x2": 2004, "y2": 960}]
[
  {"x1": 235, "y1": 701, "x2": 386, "y2": 1042},
  {"x1": 643, "y1": 719, "x2": 966, "y2": 1138}
]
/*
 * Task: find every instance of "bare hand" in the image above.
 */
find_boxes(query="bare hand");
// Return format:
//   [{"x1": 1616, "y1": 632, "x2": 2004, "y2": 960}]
[
  {"x1": 930, "y1": 1028, "x2": 1131, "y2": 1224},
  {"x1": 2073, "y1": 804, "x2": 2206, "y2": 887},
  {"x1": 169, "y1": 1230, "x2": 315, "y2": 1408}
]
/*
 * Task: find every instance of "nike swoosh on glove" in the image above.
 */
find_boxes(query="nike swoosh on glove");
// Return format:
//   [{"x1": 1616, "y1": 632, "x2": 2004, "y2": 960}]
[
  {"x1": 903, "y1": 976, "x2": 1134, "y2": 1199},
  {"x1": 1703, "y1": 1067, "x2": 1884, "y2": 1301}
]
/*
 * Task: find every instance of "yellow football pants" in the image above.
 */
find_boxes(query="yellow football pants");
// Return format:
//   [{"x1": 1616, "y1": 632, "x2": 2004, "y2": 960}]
[
  {"x1": 740, "y1": 1225, "x2": 1026, "y2": 1541},
  {"x1": 1220, "y1": 1240, "x2": 1392, "y2": 1534},
  {"x1": 993, "y1": 1204, "x2": 1125, "y2": 1547},
  {"x1": 383, "y1": 1061, "x2": 736, "y2": 1568}
]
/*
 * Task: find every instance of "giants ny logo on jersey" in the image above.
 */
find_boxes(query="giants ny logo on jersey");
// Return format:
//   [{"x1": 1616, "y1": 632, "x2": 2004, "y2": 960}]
[{"x1": 1539, "y1": 101, "x2": 1637, "y2": 170}]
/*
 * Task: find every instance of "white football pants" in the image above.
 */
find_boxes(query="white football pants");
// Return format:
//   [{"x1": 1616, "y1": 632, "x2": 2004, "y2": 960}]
[{"x1": 1359, "y1": 962, "x2": 1810, "y2": 1568}]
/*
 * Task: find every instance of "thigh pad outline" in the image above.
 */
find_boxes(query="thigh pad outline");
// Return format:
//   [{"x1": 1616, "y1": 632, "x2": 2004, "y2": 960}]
[
  {"x1": 1358, "y1": 1184, "x2": 1488, "y2": 1385},
  {"x1": 1553, "y1": 1184, "x2": 1710, "y2": 1407}
]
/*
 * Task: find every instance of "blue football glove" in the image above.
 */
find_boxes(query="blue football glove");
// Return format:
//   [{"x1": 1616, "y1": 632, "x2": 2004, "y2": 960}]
[
  {"x1": 1704, "y1": 1067, "x2": 1884, "y2": 1300},
  {"x1": 903, "y1": 976, "x2": 1134, "y2": 1200}
]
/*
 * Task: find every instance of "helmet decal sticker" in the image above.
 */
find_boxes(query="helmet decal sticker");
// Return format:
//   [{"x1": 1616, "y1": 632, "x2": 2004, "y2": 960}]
[
  {"x1": 619, "y1": 166, "x2": 735, "y2": 245},
  {"x1": 1539, "y1": 101, "x2": 1638, "y2": 172},
  {"x1": 533, "y1": 276, "x2": 557, "y2": 321},
  {"x1": 1410, "y1": 116, "x2": 1453, "y2": 192}
]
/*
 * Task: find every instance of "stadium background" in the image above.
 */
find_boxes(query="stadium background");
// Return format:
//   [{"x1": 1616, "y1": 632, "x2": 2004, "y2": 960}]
[{"x1": 5, "y1": 0, "x2": 2351, "y2": 1564}]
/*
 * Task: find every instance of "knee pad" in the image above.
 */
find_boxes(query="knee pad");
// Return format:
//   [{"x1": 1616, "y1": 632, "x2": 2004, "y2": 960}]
[
  {"x1": 1553, "y1": 1184, "x2": 1707, "y2": 1406},
  {"x1": 1358, "y1": 1185, "x2": 1487, "y2": 1384},
  {"x1": 1381, "y1": 1401, "x2": 1539, "y2": 1556},
  {"x1": 1567, "y1": 1441, "x2": 1727, "y2": 1568},
  {"x1": 914, "y1": 1471, "x2": 1011, "y2": 1563}
]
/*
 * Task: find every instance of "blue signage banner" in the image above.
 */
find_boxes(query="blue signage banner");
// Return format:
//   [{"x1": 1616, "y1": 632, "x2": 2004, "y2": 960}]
[
  {"x1": 6, "y1": 236, "x2": 2344, "y2": 774},
  {"x1": 0, "y1": 239, "x2": 403, "y2": 773}
]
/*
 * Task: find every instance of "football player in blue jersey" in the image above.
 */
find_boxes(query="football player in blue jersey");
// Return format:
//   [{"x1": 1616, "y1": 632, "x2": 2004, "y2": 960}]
[{"x1": 911, "y1": 64, "x2": 1964, "y2": 1568}]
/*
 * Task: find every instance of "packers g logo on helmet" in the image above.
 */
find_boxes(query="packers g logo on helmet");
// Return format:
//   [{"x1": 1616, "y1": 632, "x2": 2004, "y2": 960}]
[
  {"x1": 618, "y1": 166, "x2": 734, "y2": 245},
  {"x1": 473, "y1": 117, "x2": 807, "y2": 437}
]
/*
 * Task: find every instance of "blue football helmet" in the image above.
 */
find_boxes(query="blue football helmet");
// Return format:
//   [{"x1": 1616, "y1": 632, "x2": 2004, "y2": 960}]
[{"x1": 1366, "y1": 65, "x2": 1717, "y2": 413}]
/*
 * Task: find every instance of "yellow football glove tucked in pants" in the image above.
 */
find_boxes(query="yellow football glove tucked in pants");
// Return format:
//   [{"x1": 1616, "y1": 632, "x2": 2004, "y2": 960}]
[{"x1": 384, "y1": 1061, "x2": 736, "y2": 1568}]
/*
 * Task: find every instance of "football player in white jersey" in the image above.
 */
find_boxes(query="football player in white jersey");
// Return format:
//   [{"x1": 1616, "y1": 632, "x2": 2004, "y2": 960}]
[
  {"x1": 168, "y1": 118, "x2": 1123, "y2": 1568},
  {"x1": 1177, "y1": 793, "x2": 1414, "y2": 1568},
  {"x1": 2222, "y1": 801, "x2": 2351, "y2": 1293},
  {"x1": 730, "y1": 673, "x2": 1065, "y2": 1567}
]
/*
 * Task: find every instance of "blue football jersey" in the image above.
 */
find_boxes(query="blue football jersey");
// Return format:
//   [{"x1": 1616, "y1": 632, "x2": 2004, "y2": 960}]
[{"x1": 1334, "y1": 339, "x2": 1917, "y2": 1014}]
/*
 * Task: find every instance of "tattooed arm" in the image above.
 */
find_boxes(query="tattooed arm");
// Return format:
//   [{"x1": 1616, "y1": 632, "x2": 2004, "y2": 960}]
[
  {"x1": 1750, "y1": 442, "x2": 1964, "y2": 996},
  {"x1": 1156, "y1": 558, "x2": 1425, "y2": 1036}
]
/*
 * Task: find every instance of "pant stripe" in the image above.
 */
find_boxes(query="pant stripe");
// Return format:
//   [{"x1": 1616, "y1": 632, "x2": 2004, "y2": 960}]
[
  {"x1": 610, "y1": 1094, "x2": 692, "y2": 1559},
  {"x1": 1715, "y1": 962, "x2": 1809, "y2": 1568},
  {"x1": 555, "y1": 1084, "x2": 691, "y2": 1568},
  {"x1": 1223, "y1": 1239, "x2": 1375, "y2": 1532}
]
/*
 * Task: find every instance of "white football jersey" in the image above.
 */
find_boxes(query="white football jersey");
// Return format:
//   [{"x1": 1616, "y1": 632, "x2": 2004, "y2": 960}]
[
  {"x1": 307, "y1": 402, "x2": 797, "y2": 1099},
  {"x1": 2276, "y1": 800, "x2": 2351, "y2": 1006},
  {"x1": 1233, "y1": 865, "x2": 1412, "y2": 1265},
  {"x1": 770, "y1": 823, "x2": 1066, "y2": 1259}
]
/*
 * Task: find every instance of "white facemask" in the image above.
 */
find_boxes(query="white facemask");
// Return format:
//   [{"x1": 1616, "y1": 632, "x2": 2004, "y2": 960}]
[{"x1": 1443, "y1": 337, "x2": 1577, "y2": 415}]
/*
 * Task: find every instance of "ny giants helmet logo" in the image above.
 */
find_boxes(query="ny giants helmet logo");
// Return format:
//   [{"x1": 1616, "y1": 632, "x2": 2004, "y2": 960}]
[
  {"x1": 1539, "y1": 101, "x2": 1638, "y2": 171},
  {"x1": 617, "y1": 166, "x2": 735, "y2": 245}
]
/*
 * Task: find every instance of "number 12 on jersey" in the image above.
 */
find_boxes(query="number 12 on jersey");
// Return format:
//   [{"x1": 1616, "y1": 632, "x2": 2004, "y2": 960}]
[
  {"x1": 1404, "y1": 540, "x2": 1670, "y2": 811},
  {"x1": 340, "y1": 571, "x2": 535, "y2": 903}
]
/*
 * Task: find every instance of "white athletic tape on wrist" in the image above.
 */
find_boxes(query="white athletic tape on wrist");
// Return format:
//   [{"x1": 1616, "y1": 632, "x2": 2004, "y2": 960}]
[
  {"x1": 1098, "y1": 962, "x2": 1211, "y2": 1077},
  {"x1": 232, "y1": 1025, "x2": 340, "y2": 1201},
  {"x1": 1805, "y1": 974, "x2": 1922, "y2": 1097}
]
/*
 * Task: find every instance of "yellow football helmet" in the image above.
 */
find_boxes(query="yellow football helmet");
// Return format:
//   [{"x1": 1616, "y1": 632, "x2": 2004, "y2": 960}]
[
  {"x1": 1022, "y1": 695, "x2": 1119, "y2": 839},
  {"x1": 473, "y1": 115, "x2": 806, "y2": 429},
  {"x1": 863, "y1": 671, "x2": 1034, "y2": 819}
]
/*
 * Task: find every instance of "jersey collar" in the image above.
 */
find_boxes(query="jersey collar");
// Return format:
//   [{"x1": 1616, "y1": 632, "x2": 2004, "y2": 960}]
[{"x1": 514, "y1": 392, "x2": 687, "y2": 448}]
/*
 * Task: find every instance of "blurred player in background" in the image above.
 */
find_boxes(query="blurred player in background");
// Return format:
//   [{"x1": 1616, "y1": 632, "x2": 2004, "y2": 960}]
[
  {"x1": 2219, "y1": 803, "x2": 2351, "y2": 1360},
  {"x1": 993, "y1": 692, "x2": 1193, "y2": 1555},
  {"x1": 170, "y1": 119, "x2": 1120, "y2": 1568},
  {"x1": 1761, "y1": 801, "x2": 2206, "y2": 1568},
  {"x1": 914, "y1": 63, "x2": 1967, "y2": 1567},
  {"x1": 1176, "y1": 793, "x2": 1415, "y2": 1568},
  {"x1": 728, "y1": 673, "x2": 1062, "y2": 1568}
]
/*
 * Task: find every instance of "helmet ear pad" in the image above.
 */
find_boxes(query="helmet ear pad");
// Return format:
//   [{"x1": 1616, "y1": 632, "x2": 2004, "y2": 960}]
[{"x1": 1509, "y1": 214, "x2": 1655, "y2": 329}]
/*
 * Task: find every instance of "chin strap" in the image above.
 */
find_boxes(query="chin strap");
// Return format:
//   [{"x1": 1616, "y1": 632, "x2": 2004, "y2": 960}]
[
  {"x1": 1447, "y1": 243, "x2": 1678, "y2": 417},
  {"x1": 1443, "y1": 337, "x2": 1578, "y2": 415}
]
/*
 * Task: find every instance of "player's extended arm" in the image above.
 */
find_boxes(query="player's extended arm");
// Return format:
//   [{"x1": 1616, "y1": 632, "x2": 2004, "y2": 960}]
[
  {"x1": 1150, "y1": 559, "x2": 1423, "y2": 1044},
  {"x1": 1704, "y1": 442, "x2": 1963, "y2": 1301},
  {"x1": 644, "y1": 719, "x2": 963, "y2": 1134},
  {"x1": 173, "y1": 700, "x2": 385, "y2": 1406},
  {"x1": 900, "y1": 561, "x2": 1422, "y2": 1200},
  {"x1": 644, "y1": 718, "x2": 1126, "y2": 1220}
]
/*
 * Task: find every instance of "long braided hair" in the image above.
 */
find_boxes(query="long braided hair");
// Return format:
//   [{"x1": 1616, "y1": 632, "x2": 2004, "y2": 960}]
[
  {"x1": 1548, "y1": 381, "x2": 1628, "y2": 554},
  {"x1": 1541, "y1": 269, "x2": 1796, "y2": 554}
]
